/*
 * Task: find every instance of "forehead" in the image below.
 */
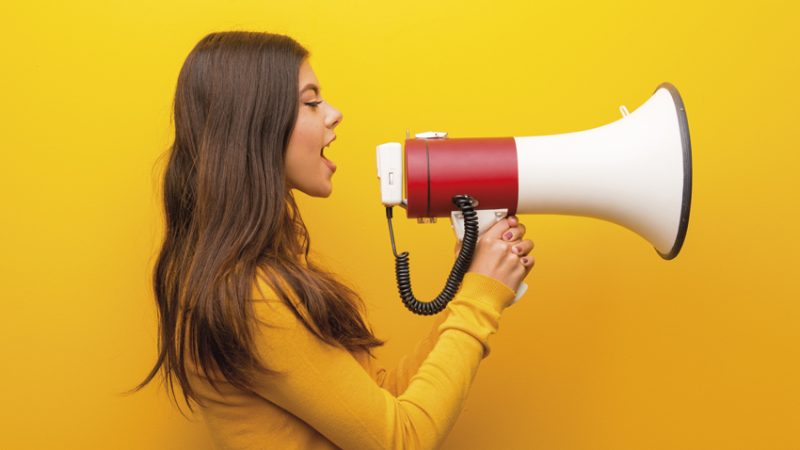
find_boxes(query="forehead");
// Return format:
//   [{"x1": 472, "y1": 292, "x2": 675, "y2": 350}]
[{"x1": 298, "y1": 60, "x2": 320, "y2": 93}]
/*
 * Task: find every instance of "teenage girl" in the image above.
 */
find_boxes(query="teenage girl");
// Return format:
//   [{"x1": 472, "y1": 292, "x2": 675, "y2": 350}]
[{"x1": 136, "y1": 31, "x2": 535, "y2": 450}]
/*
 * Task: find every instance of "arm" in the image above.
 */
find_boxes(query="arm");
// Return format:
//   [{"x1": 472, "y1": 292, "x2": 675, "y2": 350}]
[
  {"x1": 370, "y1": 311, "x2": 449, "y2": 396},
  {"x1": 250, "y1": 272, "x2": 514, "y2": 450},
  {"x1": 369, "y1": 240, "x2": 491, "y2": 395}
]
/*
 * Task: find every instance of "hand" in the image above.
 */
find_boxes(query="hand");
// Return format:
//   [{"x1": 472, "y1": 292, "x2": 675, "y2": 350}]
[{"x1": 455, "y1": 216, "x2": 535, "y2": 295}]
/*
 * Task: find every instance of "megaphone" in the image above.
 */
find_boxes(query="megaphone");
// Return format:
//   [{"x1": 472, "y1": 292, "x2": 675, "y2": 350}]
[{"x1": 377, "y1": 82, "x2": 691, "y2": 315}]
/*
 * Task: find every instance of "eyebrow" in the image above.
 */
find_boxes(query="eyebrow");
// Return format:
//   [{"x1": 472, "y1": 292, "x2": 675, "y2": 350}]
[{"x1": 300, "y1": 83, "x2": 320, "y2": 95}]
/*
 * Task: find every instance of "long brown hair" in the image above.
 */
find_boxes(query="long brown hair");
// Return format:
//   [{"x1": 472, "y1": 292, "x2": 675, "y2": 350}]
[{"x1": 133, "y1": 31, "x2": 383, "y2": 410}]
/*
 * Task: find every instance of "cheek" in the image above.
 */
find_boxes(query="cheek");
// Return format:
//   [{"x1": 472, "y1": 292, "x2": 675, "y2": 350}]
[
  {"x1": 290, "y1": 116, "x2": 323, "y2": 158},
  {"x1": 285, "y1": 115, "x2": 326, "y2": 187}
]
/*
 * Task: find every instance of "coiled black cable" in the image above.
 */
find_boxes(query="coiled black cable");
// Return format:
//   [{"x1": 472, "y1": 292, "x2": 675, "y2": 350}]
[{"x1": 385, "y1": 195, "x2": 479, "y2": 315}]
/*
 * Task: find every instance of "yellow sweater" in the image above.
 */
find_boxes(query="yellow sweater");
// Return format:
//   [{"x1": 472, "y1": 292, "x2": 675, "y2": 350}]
[{"x1": 188, "y1": 271, "x2": 515, "y2": 450}]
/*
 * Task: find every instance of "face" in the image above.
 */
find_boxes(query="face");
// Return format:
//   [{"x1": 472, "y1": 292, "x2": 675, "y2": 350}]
[{"x1": 284, "y1": 59, "x2": 343, "y2": 198}]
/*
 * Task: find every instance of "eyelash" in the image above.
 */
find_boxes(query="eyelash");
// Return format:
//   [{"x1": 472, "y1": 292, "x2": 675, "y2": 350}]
[{"x1": 304, "y1": 100, "x2": 323, "y2": 108}]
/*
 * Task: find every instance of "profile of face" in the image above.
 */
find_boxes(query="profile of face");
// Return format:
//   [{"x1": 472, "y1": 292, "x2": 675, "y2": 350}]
[{"x1": 284, "y1": 59, "x2": 343, "y2": 198}]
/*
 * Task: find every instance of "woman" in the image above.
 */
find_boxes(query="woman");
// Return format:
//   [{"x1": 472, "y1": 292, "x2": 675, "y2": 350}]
[{"x1": 136, "y1": 31, "x2": 535, "y2": 449}]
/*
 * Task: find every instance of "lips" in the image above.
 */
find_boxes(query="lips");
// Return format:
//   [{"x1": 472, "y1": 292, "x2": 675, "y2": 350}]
[
  {"x1": 321, "y1": 152, "x2": 336, "y2": 173},
  {"x1": 321, "y1": 135, "x2": 337, "y2": 173}
]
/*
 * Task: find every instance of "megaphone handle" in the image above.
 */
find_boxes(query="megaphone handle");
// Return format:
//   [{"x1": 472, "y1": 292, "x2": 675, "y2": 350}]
[{"x1": 450, "y1": 209, "x2": 528, "y2": 306}]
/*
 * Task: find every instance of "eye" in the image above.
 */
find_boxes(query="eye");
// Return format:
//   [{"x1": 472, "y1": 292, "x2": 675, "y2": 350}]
[{"x1": 304, "y1": 100, "x2": 323, "y2": 108}]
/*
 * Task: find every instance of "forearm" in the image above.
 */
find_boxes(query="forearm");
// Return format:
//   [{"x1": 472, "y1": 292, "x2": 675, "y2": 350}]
[{"x1": 375, "y1": 311, "x2": 450, "y2": 396}]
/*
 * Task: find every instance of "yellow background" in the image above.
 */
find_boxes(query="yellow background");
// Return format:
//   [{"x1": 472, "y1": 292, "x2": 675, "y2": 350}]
[{"x1": 2, "y1": 1, "x2": 798, "y2": 449}]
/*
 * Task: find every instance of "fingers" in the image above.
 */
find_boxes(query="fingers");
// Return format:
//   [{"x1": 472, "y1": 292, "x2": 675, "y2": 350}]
[
  {"x1": 466, "y1": 215, "x2": 536, "y2": 290},
  {"x1": 484, "y1": 216, "x2": 525, "y2": 240},
  {"x1": 482, "y1": 217, "x2": 514, "y2": 240},
  {"x1": 520, "y1": 255, "x2": 535, "y2": 268},
  {"x1": 510, "y1": 239, "x2": 534, "y2": 257},
  {"x1": 502, "y1": 222, "x2": 526, "y2": 242}
]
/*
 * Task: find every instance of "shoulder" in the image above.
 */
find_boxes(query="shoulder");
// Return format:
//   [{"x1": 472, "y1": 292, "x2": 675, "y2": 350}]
[
  {"x1": 250, "y1": 266, "x2": 320, "y2": 335},
  {"x1": 251, "y1": 266, "x2": 284, "y2": 301},
  {"x1": 248, "y1": 267, "x2": 342, "y2": 373}
]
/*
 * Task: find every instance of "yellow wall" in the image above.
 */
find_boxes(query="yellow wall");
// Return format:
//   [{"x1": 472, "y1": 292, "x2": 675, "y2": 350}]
[{"x1": 2, "y1": 1, "x2": 798, "y2": 449}]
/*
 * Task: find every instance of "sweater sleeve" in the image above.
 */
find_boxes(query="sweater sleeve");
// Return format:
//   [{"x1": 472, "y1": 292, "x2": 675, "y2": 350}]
[
  {"x1": 249, "y1": 272, "x2": 515, "y2": 450},
  {"x1": 371, "y1": 311, "x2": 449, "y2": 396}
]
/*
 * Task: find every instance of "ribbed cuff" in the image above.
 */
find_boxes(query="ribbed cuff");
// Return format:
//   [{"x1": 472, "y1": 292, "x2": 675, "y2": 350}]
[{"x1": 456, "y1": 272, "x2": 516, "y2": 312}]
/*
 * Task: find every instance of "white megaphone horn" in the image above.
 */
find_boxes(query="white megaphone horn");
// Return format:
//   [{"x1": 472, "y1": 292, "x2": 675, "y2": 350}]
[{"x1": 377, "y1": 82, "x2": 692, "y2": 315}]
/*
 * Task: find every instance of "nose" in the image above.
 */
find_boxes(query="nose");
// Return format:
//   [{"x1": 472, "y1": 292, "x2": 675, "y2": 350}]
[{"x1": 326, "y1": 103, "x2": 343, "y2": 129}]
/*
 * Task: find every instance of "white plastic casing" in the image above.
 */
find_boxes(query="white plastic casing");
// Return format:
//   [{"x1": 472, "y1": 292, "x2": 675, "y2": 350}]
[
  {"x1": 450, "y1": 209, "x2": 509, "y2": 241},
  {"x1": 376, "y1": 142, "x2": 403, "y2": 206},
  {"x1": 514, "y1": 87, "x2": 685, "y2": 255}
]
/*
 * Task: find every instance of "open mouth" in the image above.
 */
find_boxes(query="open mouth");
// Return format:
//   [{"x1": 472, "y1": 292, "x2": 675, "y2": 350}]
[{"x1": 320, "y1": 144, "x2": 336, "y2": 173}]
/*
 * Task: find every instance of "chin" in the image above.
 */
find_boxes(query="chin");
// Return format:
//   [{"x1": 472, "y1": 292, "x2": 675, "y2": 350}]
[{"x1": 297, "y1": 183, "x2": 332, "y2": 198}]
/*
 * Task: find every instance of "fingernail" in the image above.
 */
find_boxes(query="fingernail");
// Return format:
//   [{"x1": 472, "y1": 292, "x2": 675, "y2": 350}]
[
  {"x1": 512, "y1": 246, "x2": 520, "y2": 254},
  {"x1": 503, "y1": 231, "x2": 513, "y2": 240},
  {"x1": 521, "y1": 257, "x2": 529, "y2": 264}
]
